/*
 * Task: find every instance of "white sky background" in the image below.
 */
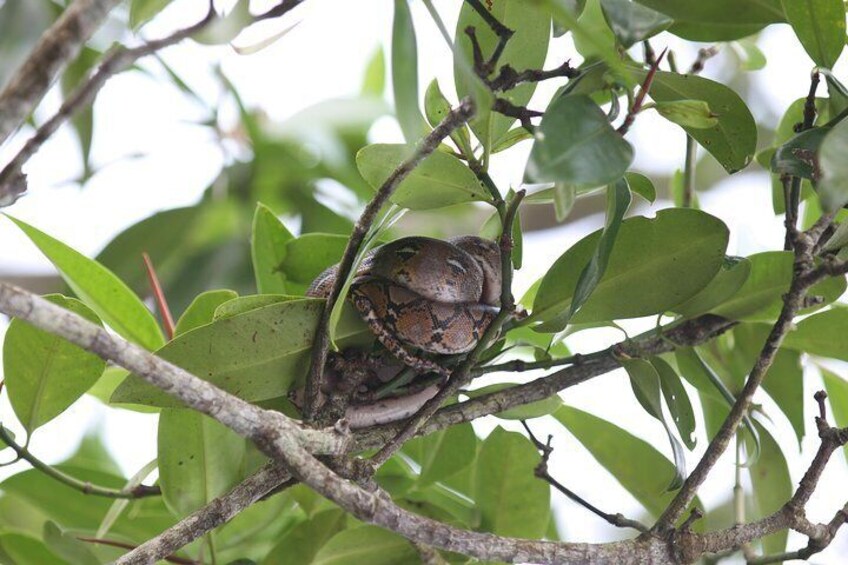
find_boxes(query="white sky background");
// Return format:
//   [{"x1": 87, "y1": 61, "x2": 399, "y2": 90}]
[{"x1": 0, "y1": 0, "x2": 847, "y2": 559}]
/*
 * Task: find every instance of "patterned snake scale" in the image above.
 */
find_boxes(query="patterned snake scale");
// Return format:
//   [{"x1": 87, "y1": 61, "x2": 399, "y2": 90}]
[{"x1": 307, "y1": 236, "x2": 502, "y2": 376}]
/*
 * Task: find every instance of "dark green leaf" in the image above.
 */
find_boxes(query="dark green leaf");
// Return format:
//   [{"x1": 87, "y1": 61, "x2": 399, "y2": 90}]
[
  {"x1": 644, "y1": 70, "x2": 757, "y2": 173},
  {"x1": 158, "y1": 408, "x2": 246, "y2": 516},
  {"x1": 771, "y1": 127, "x2": 828, "y2": 181},
  {"x1": 455, "y1": 0, "x2": 551, "y2": 148},
  {"x1": 554, "y1": 405, "x2": 696, "y2": 517},
  {"x1": 403, "y1": 423, "x2": 477, "y2": 485},
  {"x1": 711, "y1": 251, "x2": 845, "y2": 321},
  {"x1": 174, "y1": 289, "x2": 239, "y2": 336},
  {"x1": 357, "y1": 144, "x2": 493, "y2": 209},
  {"x1": 312, "y1": 526, "x2": 418, "y2": 565},
  {"x1": 652, "y1": 357, "x2": 697, "y2": 450},
  {"x1": 111, "y1": 299, "x2": 371, "y2": 407},
  {"x1": 781, "y1": 0, "x2": 846, "y2": 68},
  {"x1": 622, "y1": 359, "x2": 687, "y2": 489},
  {"x1": 475, "y1": 428, "x2": 550, "y2": 537},
  {"x1": 262, "y1": 509, "x2": 347, "y2": 565},
  {"x1": 4, "y1": 295, "x2": 106, "y2": 432},
  {"x1": 673, "y1": 256, "x2": 751, "y2": 318},
  {"x1": 279, "y1": 233, "x2": 348, "y2": 289},
  {"x1": 392, "y1": 0, "x2": 428, "y2": 142},
  {"x1": 625, "y1": 172, "x2": 656, "y2": 203},
  {"x1": 251, "y1": 203, "x2": 294, "y2": 294},
  {"x1": 600, "y1": 0, "x2": 672, "y2": 47},
  {"x1": 531, "y1": 208, "x2": 728, "y2": 331},
  {"x1": 525, "y1": 95, "x2": 634, "y2": 187},
  {"x1": 7, "y1": 215, "x2": 165, "y2": 350},
  {"x1": 635, "y1": 0, "x2": 783, "y2": 40},
  {"x1": 213, "y1": 294, "x2": 300, "y2": 320},
  {"x1": 783, "y1": 306, "x2": 848, "y2": 361}
]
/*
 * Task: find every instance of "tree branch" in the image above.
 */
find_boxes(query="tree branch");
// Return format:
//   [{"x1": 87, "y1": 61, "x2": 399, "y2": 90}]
[
  {"x1": 0, "y1": 0, "x2": 122, "y2": 146},
  {"x1": 302, "y1": 97, "x2": 476, "y2": 421}
]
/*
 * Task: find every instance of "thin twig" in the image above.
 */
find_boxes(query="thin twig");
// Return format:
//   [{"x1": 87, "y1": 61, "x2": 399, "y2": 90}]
[
  {"x1": 463, "y1": 0, "x2": 513, "y2": 75},
  {"x1": 0, "y1": 426, "x2": 160, "y2": 499},
  {"x1": 489, "y1": 61, "x2": 578, "y2": 92},
  {"x1": 302, "y1": 98, "x2": 476, "y2": 422},
  {"x1": 617, "y1": 48, "x2": 667, "y2": 135},
  {"x1": 492, "y1": 98, "x2": 543, "y2": 132},
  {"x1": 522, "y1": 421, "x2": 649, "y2": 533},
  {"x1": 142, "y1": 252, "x2": 175, "y2": 340}
]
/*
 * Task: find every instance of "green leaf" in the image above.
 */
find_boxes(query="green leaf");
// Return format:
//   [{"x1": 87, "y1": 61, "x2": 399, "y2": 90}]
[
  {"x1": 525, "y1": 95, "x2": 634, "y2": 187},
  {"x1": 392, "y1": 0, "x2": 428, "y2": 143},
  {"x1": 129, "y1": 0, "x2": 171, "y2": 30},
  {"x1": 568, "y1": 179, "x2": 631, "y2": 322},
  {"x1": 279, "y1": 233, "x2": 348, "y2": 290},
  {"x1": 652, "y1": 357, "x2": 697, "y2": 450},
  {"x1": 42, "y1": 521, "x2": 98, "y2": 565},
  {"x1": 625, "y1": 172, "x2": 656, "y2": 203},
  {"x1": 174, "y1": 289, "x2": 239, "y2": 336},
  {"x1": 600, "y1": 0, "x2": 671, "y2": 47},
  {"x1": 111, "y1": 299, "x2": 372, "y2": 407},
  {"x1": 3, "y1": 295, "x2": 106, "y2": 432},
  {"x1": 622, "y1": 359, "x2": 687, "y2": 489},
  {"x1": 475, "y1": 428, "x2": 550, "y2": 537},
  {"x1": 193, "y1": 0, "x2": 251, "y2": 45},
  {"x1": 312, "y1": 526, "x2": 418, "y2": 565},
  {"x1": 251, "y1": 203, "x2": 294, "y2": 294},
  {"x1": 634, "y1": 0, "x2": 783, "y2": 40},
  {"x1": 652, "y1": 100, "x2": 719, "y2": 129},
  {"x1": 454, "y1": 0, "x2": 551, "y2": 148},
  {"x1": 403, "y1": 423, "x2": 477, "y2": 486},
  {"x1": 771, "y1": 127, "x2": 829, "y2": 181},
  {"x1": 783, "y1": 307, "x2": 848, "y2": 361},
  {"x1": 262, "y1": 509, "x2": 347, "y2": 565},
  {"x1": 214, "y1": 294, "x2": 300, "y2": 320},
  {"x1": 732, "y1": 37, "x2": 767, "y2": 71},
  {"x1": 0, "y1": 534, "x2": 66, "y2": 565},
  {"x1": 781, "y1": 0, "x2": 846, "y2": 68},
  {"x1": 672, "y1": 256, "x2": 751, "y2": 318},
  {"x1": 749, "y1": 421, "x2": 792, "y2": 555},
  {"x1": 491, "y1": 126, "x2": 533, "y2": 153},
  {"x1": 424, "y1": 79, "x2": 474, "y2": 156},
  {"x1": 464, "y1": 383, "x2": 562, "y2": 420},
  {"x1": 820, "y1": 368, "x2": 848, "y2": 463},
  {"x1": 361, "y1": 47, "x2": 385, "y2": 97},
  {"x1": 7, "y1": 215, "x2": 165, "y2": 350},
  {"x1": 158, "y1": 408, "x2": 246, "y2": 516},
  {"x1": 644, "y1": 70, "x2": 757, "y2": 173},
  {"x1": 357, "y1": 144, "x2": 493, "y2": 209},
  {"x1": 554, "y1": 405, "x2": 694, "y2": 517},
  {"x1": 531, "y1": 208, "x2": 729, "y2": 331},
  {"x1": 817, "y1": 116, "x2": 848, "y2": 211},
  {"x1": 711, "y1": 251, "x2": 846, "y2": 321}
]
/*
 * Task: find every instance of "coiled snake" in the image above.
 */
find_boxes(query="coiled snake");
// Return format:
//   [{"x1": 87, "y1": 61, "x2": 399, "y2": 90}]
[{"x1": 306, "y1": 236, "x2": 502, "y2": 426}]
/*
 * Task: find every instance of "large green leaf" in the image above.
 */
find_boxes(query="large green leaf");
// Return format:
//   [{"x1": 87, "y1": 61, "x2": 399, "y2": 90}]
[
  {"x1": 781, "y1": 0, "x2": 845, "y2": 68},
  {"x1": 356, "y1": 144, "x2": 494, "y2": 209},
  {"x1": 7, "y1": 215, "x2": 165, "y2": 350},
  {"x1": 531, "y1": 208, "x2": 729, "y2": 331},
  {"x1": 110, "y1": 299, "x2": 372, "y2": 407},
  {"x1": 0, "y1": 534, "x2": 66, "y2": 565},
  {"x1": 634, "y1": 0, "x2": 783, "y2": 40},
  {"x1": 749, "y1": 421, "x2": 792, "y2": 555},
  {"x1": 525, "y1": 95, "x2": 634, "y2": 187},
  {"x1": 312, "y1": 526, "x2": 418, "y2": 565},
  {"x1": 554, "y1": 405, "x2": 692, "y2": 518},
  {"x1": 475, "y1": 427, "x2": 550, "y2": 538},
  {"x1": 403, "y1": 423, "x2": 477, "y2": 486},
  {"x1": 251, "y1": 203, "x2": 294, "y2": 295},
  {"x1": 711, "y1": 252, "x2": 846, "y2": 321},
  {"x1": 454, "y1": 0, "x2": 551, "y2": 148},
  {"x1": 174, "y1": 289, "x2": 239, "y2": 336},
  {"x1": 652, "y1": 357, "x2": 697, "y2": 450},
  {"x1": 392, "y1": 0, "x2": 428, "y2": 143},
  {"x1": 600, "y1": 0, "x2": 671, "y2": 47},
  {"x1": 644, "y1": 71, "x2": 757, "y2": 173},
  {"x1": 279, "y1": 233, "x2": 348, "y2": 290},
  {"x1": 158, "y1": 408, "x2": 246, "y2": 516},
  {"x1": 672, "y1": 256, "x2": 751, "y2": 318},
  {"x1": 817, "y1": 116, "x2": 848, "y2": 211},
  {"x1": 42, "y1": 521, "x2": 98, "y2": 565},
  {"x1": 262, "y1": 509, "x2": 347, "y2": 565},
  {"x1": 3, "y1": 295, "x2": 106, "y2": 432},
  {"x1": 783, "y1": 307, "x2": 848, "y2": 361}
]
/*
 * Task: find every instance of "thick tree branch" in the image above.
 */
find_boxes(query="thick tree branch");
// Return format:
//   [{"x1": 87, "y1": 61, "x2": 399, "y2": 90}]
[
  {"x1": 0, "y1": 0, "x2": 121, "y2": 146},
  {"x1": 303, "y1": 97, "x2": 476, "y2": 421}
]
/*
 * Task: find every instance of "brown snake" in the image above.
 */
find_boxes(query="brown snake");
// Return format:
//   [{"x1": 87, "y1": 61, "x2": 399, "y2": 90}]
[{"x1": 306, "y1": 236, "x2": 502, "y2": 427}]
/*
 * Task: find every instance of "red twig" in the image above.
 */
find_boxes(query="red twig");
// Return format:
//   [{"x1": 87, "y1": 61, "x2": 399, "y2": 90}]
[
  {"x1": 617, "y1": 47, "x2": 667, "y2": 135},
  {"x1": 142, "y1": 252, "x2": 175, "y2": 340}
]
